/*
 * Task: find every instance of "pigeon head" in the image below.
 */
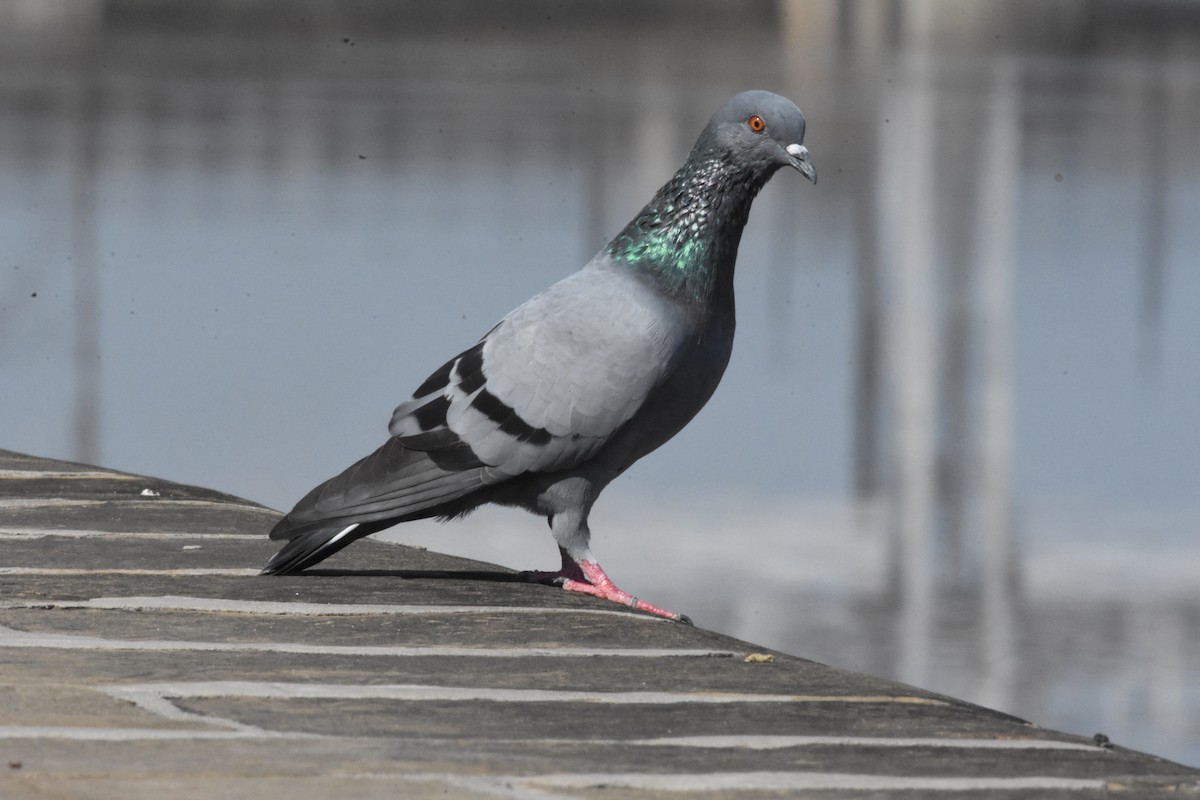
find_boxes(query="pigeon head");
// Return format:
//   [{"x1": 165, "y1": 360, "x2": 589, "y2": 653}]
[
  {"x1": 605, "y1": 90, "x2": 815, "y2": 302},
  {"x1": 696, "y1": 90, "x2": 817, "y2": 185}
]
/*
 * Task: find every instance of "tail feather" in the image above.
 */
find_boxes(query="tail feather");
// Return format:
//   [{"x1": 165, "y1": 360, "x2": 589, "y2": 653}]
[
  {"x1": 276, "y1": 437, "x2": 486, "y2": 534},
  {"x1": 260, "y1": 523, "x2": 362, "y2": 575},
  {"x1": 261, "y1": 436, "x2": 492, "y2": 575}
]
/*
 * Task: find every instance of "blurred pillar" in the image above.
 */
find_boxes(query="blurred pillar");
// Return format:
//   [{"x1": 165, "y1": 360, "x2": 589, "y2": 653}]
[
  {"x1": 1137, "y1": 66, "x2": 1169, "y2": 378},
  {"x1": 976, "y1": 58, "x2": 1019, "y2": 711},
  {"x1": 69, "y1": 27, "x2": 103, "y2": 466},
  {"x1": 773, "y1": 0, "x2": 836, "y2": 371},
  {"x1": 934, "y1": 86, "x2": 984, "y2": 584},
  {"x1": 837, "y1": 0, "x2": 889, "y2": 501},
  {"x1": 882, "y1": 31, "x2": 939, "y2": 685}
]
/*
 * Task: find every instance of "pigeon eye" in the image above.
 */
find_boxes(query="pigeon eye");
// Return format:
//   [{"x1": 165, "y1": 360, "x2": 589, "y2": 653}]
[{"x1": 748, "y1": 115, "x2": 766, "y2": 133}]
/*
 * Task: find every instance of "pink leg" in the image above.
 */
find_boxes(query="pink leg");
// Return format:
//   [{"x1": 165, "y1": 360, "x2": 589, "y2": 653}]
[{"x1": 524, "y1": 547, "x2": 690, "y2": 623}]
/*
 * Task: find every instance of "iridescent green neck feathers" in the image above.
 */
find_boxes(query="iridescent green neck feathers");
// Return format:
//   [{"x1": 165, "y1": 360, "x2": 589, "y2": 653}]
[{"x1": 605, "y1": 153, "x2": 769, "y2": 302}]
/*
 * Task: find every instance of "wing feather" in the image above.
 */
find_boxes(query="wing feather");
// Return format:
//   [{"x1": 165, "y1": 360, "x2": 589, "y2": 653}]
[{"x1": 388, "y1": 267, "x2": 683, "y2": 479}]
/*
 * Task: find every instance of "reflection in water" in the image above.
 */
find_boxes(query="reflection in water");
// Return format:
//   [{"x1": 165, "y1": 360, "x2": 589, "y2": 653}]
[{"x1": 2, "y1": 0, "x2": 1199, "y2": 767}]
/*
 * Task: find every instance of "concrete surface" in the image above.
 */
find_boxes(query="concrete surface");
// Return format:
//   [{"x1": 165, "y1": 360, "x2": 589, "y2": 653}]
[{"x1": 1, "y1": 448, "x2": 1197, "y2": 798}]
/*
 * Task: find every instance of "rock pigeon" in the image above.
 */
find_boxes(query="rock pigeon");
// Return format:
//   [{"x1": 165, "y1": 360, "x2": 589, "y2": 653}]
[{"x1": 262, "y1": 90, "x2": 816, "y2": 621}]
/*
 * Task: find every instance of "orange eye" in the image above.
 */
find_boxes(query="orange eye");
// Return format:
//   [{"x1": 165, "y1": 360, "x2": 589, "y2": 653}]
[{"x1": 748, "y1": 114, "x2": 766, "y2": 133}]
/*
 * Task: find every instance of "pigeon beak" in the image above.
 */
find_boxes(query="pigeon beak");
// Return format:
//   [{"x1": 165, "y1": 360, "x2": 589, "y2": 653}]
[{"x1": 785, "y1": 143, "x2": 817, "y2": 184}]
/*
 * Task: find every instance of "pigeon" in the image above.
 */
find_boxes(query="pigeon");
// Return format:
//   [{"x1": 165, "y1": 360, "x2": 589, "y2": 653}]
[{"x1": 262, "y1": 90, "x2": 816, "y2": 621}]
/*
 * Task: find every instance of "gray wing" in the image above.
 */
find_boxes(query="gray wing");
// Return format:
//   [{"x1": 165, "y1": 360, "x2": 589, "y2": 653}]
[{"x1": 390, "y1": 267, "x2": 686, "y2": 478}]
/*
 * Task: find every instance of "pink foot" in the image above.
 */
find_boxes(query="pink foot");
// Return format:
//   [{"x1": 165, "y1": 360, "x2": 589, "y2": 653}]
[{"x1": 523, "y1": 548, "x2": 690, "y2": 624}]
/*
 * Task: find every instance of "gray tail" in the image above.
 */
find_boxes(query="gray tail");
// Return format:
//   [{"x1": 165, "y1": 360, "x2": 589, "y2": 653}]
[
  {"x1": 260, "y1": 523, "x2": 364, "y2": 575},
  {"x1": 259, "y1": 435, "x2": 490, "y2": 576}
]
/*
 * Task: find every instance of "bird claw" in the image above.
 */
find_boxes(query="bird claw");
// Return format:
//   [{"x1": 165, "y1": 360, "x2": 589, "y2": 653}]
[{"x1": 523, "y1": 557, "x2": 688, "y2": 622}]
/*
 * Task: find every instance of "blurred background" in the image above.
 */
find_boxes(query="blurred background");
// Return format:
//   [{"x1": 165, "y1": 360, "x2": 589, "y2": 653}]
[{"x1": 2, "y1": 0, "x2": 1198, "y2": 766}]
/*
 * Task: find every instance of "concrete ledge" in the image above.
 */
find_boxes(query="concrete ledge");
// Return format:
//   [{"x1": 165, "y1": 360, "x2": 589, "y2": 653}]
[{"x1": 1, "y1": 448, "x2": 1197, "y2": 798}]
